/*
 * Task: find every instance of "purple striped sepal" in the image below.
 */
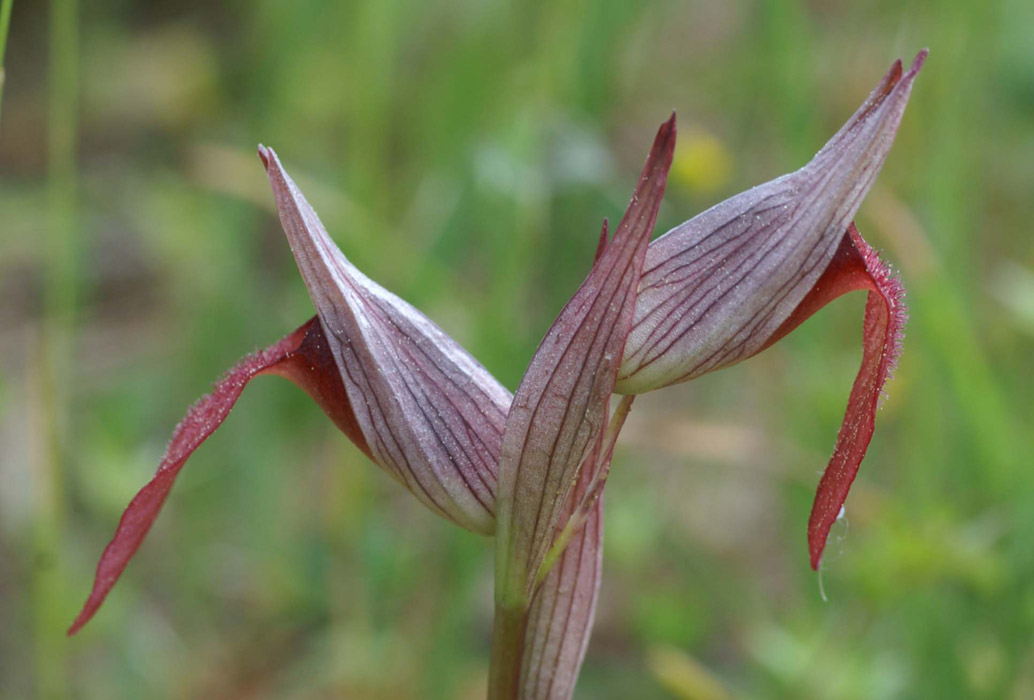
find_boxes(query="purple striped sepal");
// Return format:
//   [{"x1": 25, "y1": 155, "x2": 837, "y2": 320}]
[{"x1": 617, "y1": 51, "x2": 925, "y2": 568}]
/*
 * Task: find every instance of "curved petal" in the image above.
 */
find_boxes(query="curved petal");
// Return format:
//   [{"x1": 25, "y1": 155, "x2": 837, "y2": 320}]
[
  {"x1": 260, "y1": 147, "x2": 512, "y2": 535},
  {"x1": 616, "y1": 50, "x2": 925, "y2": 394},
  {"x1": 72, "y1": 148, "x2": 519, "y2": 634}
]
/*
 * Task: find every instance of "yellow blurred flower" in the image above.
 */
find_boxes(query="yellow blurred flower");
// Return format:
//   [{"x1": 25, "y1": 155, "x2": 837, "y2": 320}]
[{"x1": 671, "y1": 127, "x2": 733, "y2": 195}]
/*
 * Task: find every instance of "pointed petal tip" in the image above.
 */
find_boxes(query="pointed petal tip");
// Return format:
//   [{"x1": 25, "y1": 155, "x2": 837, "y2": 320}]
[
  {"x1": 643, "y1": 113, "x2": 676, "y2": 162},
  {"x1": 864, "y1": 50, "x2": 926, "y2": 117},
  {"x1": 881, "y1": 59, "x2": 903, "y2": 94},
  {"x1": 908, "y1": 48, "x2": 929, "y2": 75},
  {"x1": 641, "y1": 113, "x2": 677, "y2": 187},
  {"x1": 67, "y1": 618, "x2": 85, "y2": 637},
  {"x1": 594, "y1": 218, "x2": 610, "y2": 262},
  {"x1": 879, "y1": 48, "x2": 927, "y2": 92},
  {"x1": 891, "y1": 49, "x2": 928, "y2": 92},
  {"x1": 68, "y1": 602, "x2": 97, "y2": 635},
  {"x1": 659, "y1": 111, "x2": 677, "y2": 144},
  {"x1": 257, "y1": 144, "x2": 271, "y2": 170}
]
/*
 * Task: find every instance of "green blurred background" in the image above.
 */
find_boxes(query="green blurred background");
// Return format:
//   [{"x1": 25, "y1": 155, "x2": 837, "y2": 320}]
[{"x1": 1, "y1": 0, "x2": 1032, "y2": 698}]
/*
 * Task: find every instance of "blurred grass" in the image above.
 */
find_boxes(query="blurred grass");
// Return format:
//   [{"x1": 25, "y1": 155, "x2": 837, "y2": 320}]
[
  {"x1": 1, "y1": 0, "x2": 1033, "y2": 698},
  {"x1": 31, "y1": 0, "x2": 77, "y2": 697},
  {"x1": 0, "y1": 0, "x2": 12, "y2": 122}
]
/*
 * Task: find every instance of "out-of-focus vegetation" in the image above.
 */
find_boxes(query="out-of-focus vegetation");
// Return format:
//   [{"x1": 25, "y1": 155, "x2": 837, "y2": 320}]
[{"x1": 2, "y1": 1, "x2": 1033, "y2": 698}]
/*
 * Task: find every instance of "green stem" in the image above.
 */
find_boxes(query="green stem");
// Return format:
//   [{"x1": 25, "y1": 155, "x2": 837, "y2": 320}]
[
  {"x1": 490, "y1": 501, "x2": 530, "y2": 699},
  {"x1": 0, "y1": 0, "x2": 13, "y2": 124},
  {"x1": 487, "y1": 601, "x2": 530, "y2": 699},
  {"x1": 489, "y1": 395, "x2": 635, "y2": 696},
  {"x1": 34, "y1": 0, "x2": 77, "y2": 696}
]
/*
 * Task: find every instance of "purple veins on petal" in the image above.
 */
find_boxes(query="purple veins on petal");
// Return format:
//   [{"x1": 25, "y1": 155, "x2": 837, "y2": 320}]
[
  {"x1": 494, "y1": 115, "x2": 675, "y2": 605},
  {"x1": 520, "y1": 451, "x2": 605, "y2": 700},
  {"x1": 616, "y1": 50, "x2": 926, "y2": 395},
  {"x1": 519, "y1": 393, "x2": 628, "y2": 700},
  {"x1": 260, "y1": 146, "x2": 513, "y2": 536},
  {"x1": 70, "y1": 142, "x2": 521, "y2": 634}
]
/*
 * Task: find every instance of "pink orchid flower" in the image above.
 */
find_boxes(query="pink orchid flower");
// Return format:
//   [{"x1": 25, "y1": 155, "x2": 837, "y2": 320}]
[{"x1": 69, "y1": 50, "x2": 926, "y2": 700}]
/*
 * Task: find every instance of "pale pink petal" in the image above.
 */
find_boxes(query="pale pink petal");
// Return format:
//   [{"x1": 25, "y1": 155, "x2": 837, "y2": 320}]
[
  {"x1": 617, "y1": 51, "x2": 925, "y2": 394},
  {"x1": 261, "y1": 147, "x2": 512, "y2": 534}
]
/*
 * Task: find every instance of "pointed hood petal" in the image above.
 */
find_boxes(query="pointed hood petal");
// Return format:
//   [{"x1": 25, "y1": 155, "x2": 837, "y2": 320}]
[
  {"x1": 260, "y1": 146, "x2": 512, "y2": 535},
  {"x1": 494, "y1": 115, "x2": 676, "y2": 605},
  {"x1": 617, "y1": 50, "x2": 925, "y2": 393},
  {"x1": 69, "y1": 317, "x2": 357, "y2": 635}
]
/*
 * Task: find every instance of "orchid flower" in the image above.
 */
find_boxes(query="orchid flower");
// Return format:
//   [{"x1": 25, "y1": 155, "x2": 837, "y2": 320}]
[
  {"x1": 619, "y1": 51, "x2": 924, "y2": 567},
  {"x1": 69, "y1": 50, "x2": 925, "y2": 700}
]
